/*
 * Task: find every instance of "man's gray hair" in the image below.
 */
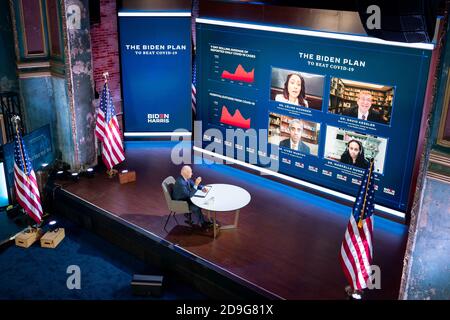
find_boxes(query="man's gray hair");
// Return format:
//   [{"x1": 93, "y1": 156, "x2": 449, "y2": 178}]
[
  {"x1": 181, "y1": 165, "x2": 191, "y2": 174},
  {"x1": 288, "y1": 118, "x2": 303, "y2": 129}
]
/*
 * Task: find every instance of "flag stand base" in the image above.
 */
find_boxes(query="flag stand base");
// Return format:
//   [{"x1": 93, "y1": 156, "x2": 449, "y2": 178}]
[
  {"x1": 15, "y1": 227, "x2": 44, "y2": 248},
  {"x1": 107, "y1": 169, "x2": 118, "y2": 178}
]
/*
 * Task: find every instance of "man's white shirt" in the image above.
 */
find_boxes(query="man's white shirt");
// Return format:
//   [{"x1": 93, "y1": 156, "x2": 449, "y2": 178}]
[
  {"x1": 358, "y1": 110, "x2": 369, "y2": 120},
  {"x1": 290, "y1": 140, "x2": 299, "y2": 150}
]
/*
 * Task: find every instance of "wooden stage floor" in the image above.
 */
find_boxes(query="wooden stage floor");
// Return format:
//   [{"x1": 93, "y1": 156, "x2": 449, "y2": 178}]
[{"x1": 60, "y1": 141, "x2": 408, "y2": 299}]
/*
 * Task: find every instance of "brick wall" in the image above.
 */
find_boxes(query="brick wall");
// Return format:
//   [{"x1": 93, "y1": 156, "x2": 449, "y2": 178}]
[{"x1": 90, "y1": 0, "x2": 121, "y2": 111}]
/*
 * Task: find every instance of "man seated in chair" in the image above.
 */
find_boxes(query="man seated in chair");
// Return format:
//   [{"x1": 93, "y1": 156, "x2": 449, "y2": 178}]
[{"x1": 172, "y1": 165, "x2": 213, "y2": 228}]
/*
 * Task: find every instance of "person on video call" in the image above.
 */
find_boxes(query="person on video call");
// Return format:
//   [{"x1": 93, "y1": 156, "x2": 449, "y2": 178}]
[
  {"x1": 339, "y1": 139, "x2": 369, "y2": 169},
  {"x1": 342, "y1": 90, "x2": 384, "y2": 123},
  {"x1": 275, "y1": 73, "x2": 309, "y2": 107},
  {"x1": 279, "y1": 119, "x2": 311, "y2": 154},
  {"x1": 172, "y1": 165, "x2": 213, "y2": 228}
]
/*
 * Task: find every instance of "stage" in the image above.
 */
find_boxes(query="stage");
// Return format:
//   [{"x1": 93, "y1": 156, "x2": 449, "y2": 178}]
[{"x1": 52, "y1": 141, "x2": 408, "y2": 299}]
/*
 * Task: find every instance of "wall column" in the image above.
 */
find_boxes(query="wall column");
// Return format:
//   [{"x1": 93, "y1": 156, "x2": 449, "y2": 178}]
[
  {"x1": 62, "y1": 0, "x2": 96, "y2": 169},
  {"x1": 9, "y1": 0, "x2": 96, "y2": 170}
]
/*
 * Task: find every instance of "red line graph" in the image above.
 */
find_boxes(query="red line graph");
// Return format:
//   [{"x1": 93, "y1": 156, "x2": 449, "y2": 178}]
[
  {"x1": 219, "y1": 106, "x2": 251, "y2": 129},
  {"x1": 221, "y1": 64, "x2": 255, "y2": 83}
]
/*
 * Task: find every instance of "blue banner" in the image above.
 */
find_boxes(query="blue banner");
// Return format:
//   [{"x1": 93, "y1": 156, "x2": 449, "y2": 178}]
[
  {"x1": 118, "y1": 13, "x2": 192, "y2": 134},
  {"x1": 195, "y1": 20, "x2": 432, "y2": 212},
  {"x1": 2, "y1": 124, "x2": 55, "y2": 198}
]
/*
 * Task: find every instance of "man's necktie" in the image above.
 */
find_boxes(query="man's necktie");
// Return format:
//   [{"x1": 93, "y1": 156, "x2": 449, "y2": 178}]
[{"x1": 362, "y1": 115, "x2": 366, "y2": 120}]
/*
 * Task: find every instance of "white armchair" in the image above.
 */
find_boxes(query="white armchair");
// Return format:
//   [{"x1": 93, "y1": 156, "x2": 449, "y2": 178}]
[{"x1": 162, "y1": 176, "x2": 190, "y2": 232}]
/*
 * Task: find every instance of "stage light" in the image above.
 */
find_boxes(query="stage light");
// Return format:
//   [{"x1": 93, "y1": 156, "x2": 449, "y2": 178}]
[
  {"x1": 121, "y1": 170, "x2": 128, "y2": 174},
  {"x1": 6, "y1": 204, "x2": 20, "y2": 219},
  {"x1": 352, "y1": 292, "x2": 362, "y2": 300},
  {"x1": 53, "y1": 170, "x2": 65, "y2": 180},
  {"x1": 71, "y1": 172, "x2": 79, "y2": 182},
  {"x1": 86, "y1": 167, "x2": 95, "y2": 178},
  {"x1": 345, "y1": 286, "x2": 363, "y2": 300},
  {"x1": 47, "y1": 220, "x2": 59, "y2": 232},
  {"x1": 41, "y1": 163, "x2": 48, "y2": 168}
]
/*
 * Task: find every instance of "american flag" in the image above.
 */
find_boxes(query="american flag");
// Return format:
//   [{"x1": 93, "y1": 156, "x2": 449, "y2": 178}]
[
  {"x1": 95, "y1": 82, "x2": 125, "y2": 170},
  {"x1": 191, "y1": 58, "x2": 197, "y2": 113},
  {"x1": 13, "y1": 129, "x2": 43, "y2": 224},
  {"x1": 340, "y1": 160, "x2": 375, "y2": 291}
]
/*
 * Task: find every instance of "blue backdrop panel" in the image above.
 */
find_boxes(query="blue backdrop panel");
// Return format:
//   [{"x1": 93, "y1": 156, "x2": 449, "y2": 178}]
[
  {"x1": 119, "y1": 13, "x2": 192, "y2": 134},
  {"x1": 2, "y1": 124, "x2": 55, "y2": 199},
  {"x1": 196, "y1": 21, "x2": 432, "y2": 212}
]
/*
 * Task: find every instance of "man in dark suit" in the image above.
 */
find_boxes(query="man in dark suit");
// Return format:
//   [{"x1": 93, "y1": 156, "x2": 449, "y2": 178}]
[
  {"x1": 342, "y1": 90, "x2": 384, "y2": 124},
  {"x1": 279, "y1": 119, "x2": 311, "y2": 154},
  {"x1": 172, "y1": 165, "x2": 212, "y2": 228}
]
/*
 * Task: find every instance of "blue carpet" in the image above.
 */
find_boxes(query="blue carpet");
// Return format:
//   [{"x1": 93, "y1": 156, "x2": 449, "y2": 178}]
[{"x1": 0, "y1": 216, "x2": 205, "y2": 300}]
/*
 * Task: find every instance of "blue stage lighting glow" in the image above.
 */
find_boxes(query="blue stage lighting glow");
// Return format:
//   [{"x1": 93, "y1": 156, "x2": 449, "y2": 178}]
[{"x1": 0, "y1": 163, "x2": 9, "y2": 207}]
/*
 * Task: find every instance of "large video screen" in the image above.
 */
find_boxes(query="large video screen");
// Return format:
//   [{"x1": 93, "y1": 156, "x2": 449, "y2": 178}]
[
  {"x1": 195, "y1": 20, "x2": 432, "y2": 212},
  {"x1": 118, "y1": 13, "x2": 192, "y2": 134}
]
